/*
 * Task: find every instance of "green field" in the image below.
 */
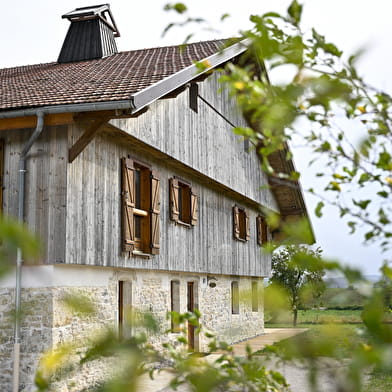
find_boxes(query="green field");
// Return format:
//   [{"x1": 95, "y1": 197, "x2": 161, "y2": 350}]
[{"x1": 266, "y1": 308, "x2": 365, "y2": 325}]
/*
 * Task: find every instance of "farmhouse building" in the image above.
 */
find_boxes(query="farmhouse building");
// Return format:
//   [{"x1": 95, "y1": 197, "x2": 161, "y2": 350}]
[{"x1": 0, "y1": 5, "x2": 309, "y2": 391}]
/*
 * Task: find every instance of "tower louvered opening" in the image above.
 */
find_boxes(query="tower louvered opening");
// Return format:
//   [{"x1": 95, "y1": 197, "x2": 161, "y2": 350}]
[{"x1": 58, "y1": 4, "x2": 120, "y2": 63}]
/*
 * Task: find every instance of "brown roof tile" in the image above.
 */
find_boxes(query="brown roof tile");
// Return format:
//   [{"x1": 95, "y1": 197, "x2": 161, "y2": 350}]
[{"x1": 0, "y1": 39, "x2": 226, "y2": 112}]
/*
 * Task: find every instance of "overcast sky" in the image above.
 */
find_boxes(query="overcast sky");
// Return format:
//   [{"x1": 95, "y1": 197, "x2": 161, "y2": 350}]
[{"x1": 1, "y1": 0, "x2": 391, "y2": 275}]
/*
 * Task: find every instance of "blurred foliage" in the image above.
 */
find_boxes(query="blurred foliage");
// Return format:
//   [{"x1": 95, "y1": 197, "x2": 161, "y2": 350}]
[
  {"x1": 162, "y1": 0, "x2": 392, "y2": 390},
  {"x1": 0, "y1": 216, "x2": 40, "y2": 278},
  {"x1": 35, "y1": 308, "x2": 290, "y2": 392}
]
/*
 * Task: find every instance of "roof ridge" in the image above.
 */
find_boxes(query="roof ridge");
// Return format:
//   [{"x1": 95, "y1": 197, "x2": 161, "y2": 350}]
[{"x1": 0, "y1": 38, "x2": 230, "y2": 72}]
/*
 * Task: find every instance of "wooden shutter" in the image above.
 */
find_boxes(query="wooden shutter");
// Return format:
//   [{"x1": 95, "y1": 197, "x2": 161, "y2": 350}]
[
  {"x1": 256, "y1": 216, "x2": 262, "y2": 245},
  {"x1": 169, "y1": 177, "x2": 179, "y2": 222},
  {"x1": 121, "y1": 158, "x2": 135, "y2": 252},
  {"x1": 233, "y1": 206, "x2": 240, "y2": 239},
  {"x1": 245, "y1": 210, "x2": 250, "y2": 241},
  {"x1": 150, "y1": 170, "x2": 160, "y2": 254},
  {"x1": 256, "y1": 215, "x2": 268, "y2": 245},
  {"x1": 190, "y1": 189, "x2": 198, "y2": 226}
]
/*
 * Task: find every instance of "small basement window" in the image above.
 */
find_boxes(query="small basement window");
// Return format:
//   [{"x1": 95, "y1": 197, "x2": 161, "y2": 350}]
[
  {"x1": 231, "y1": 281, "x2": 239, "y2": 315},
  {"x1": 171, "y1": 280, "x2": 181, "y2": 332},
  {"x1": 252, "y1": 281, "x2": 258, "y2": 312}
]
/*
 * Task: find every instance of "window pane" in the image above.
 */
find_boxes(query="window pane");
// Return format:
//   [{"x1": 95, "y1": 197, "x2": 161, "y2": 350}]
[
  {"x1": 135, "y1": 169, "x2": 141, "y2": 208},
  {"x1": 231, "y1": 281, "x2": 239, "y2": 314},
  {"x1": 252, "y1": 281, "x2": 258, "y2": 312},
  {"x1": 239, "y1": 210, "x2": 246, "y2": 240},
  {"x1": 171, "y1": 280, "x2": 181, "y2": 332},
  {"x1": 135, "y1": 215, "x2": 141, "y2": 239},
  {"x1": 179, "y1": 183, "x2": 191, "y2": 224}
]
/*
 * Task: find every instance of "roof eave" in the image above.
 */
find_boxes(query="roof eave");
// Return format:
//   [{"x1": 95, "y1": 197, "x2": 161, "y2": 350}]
[
  {"x1": 131, "y1": 39, "x2": 250, "y2": 113},
  {"x1": 0, "y1": 99, "x2": 136, "y2": 119}
]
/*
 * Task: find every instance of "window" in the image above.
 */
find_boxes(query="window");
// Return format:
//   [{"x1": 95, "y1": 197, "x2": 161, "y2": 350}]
[
  {"x1": 170, "y1": 280, "x2": 181, "y2": 332},
  {"x1": 233, "y1": 206, "x2": 250, "y2": 241},
  {"x1": 256, "y1": 215, "x2": 268, "y2": 246},
  {"x1": 169, "y1": 177, "x2": 198, "y2": 226},
  {"x1": 231, "y1": 281, "x2": 239, "y2": 314},
  {"x1": 118, "y1": 280, "x2": 132, "y2": 339},
  {"x1": 252, "y1": 281, "x2": 258, "y2": 312},
  {"x1": 121, "y1": 157, "x2": 160, "y2": 255}
]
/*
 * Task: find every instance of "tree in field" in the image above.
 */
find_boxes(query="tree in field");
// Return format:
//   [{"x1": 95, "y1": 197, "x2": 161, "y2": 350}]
[{"x1": 270, "y1": 245, "x2": 325, "y2": 326}]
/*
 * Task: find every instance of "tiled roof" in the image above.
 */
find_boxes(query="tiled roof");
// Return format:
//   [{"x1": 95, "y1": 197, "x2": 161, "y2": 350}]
[{"x1": 0, "y1": 39, "x2": 226, "y2": 112}]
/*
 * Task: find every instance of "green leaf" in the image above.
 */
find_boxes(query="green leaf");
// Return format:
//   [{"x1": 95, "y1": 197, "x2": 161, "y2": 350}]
[
  {"x1": 347, "y1": 221, "x2": 356, "y2": 234},
  {"x1": 220, "y1": 13, "x2": 230, "y2": 21},
  {"x1": 365, "y1": 231, "x2": 374, "y2": 241},
  {"x1": 353, "y1": 199, "x2": 371, "y2": 210},
  {"x1": 287, "y1": 0, "x2": 303, "y2": 26},
  {"x1": 164, "y1": 2, "x2": 187, "y2": 14},
  {"x1": 377, "y1": 191, "x2": 389, "y2": 198},
  {"x1": 320, "y1": 141, "x2": 331, "y2": 151},
  {"x1": 378, "y1": 208, "x2": 390, "y2": 225},
  {"x1": 315, "y1": 201, "x2": 324, "y2": 218},
  {"x1": 358, "y1": 173, "x2": 371, "y2": 185},
  {"x1": 376, "y1": 151, "x2": 392, "y2": 170}
]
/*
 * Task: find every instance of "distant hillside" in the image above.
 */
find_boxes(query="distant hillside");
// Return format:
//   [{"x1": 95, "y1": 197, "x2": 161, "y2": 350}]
[{"x1": 325, "y1": 275, "x2": 381, "y2": 288}]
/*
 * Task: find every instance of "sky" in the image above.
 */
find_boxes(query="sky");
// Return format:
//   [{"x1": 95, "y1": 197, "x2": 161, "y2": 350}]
[{"x1": 1, "y1": 0, "x2": 391, "y2": 275}]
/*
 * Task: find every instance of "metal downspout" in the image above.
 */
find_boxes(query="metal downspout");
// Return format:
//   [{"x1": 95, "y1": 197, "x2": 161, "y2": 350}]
[{"x1": 13, "y1": 110, "x2": 45, "y2": 392}]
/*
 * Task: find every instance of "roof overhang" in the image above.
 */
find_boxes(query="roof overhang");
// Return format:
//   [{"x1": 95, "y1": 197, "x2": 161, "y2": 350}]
[{"x1": 131, "y1": 39, "x2": 250, "y2": 113}]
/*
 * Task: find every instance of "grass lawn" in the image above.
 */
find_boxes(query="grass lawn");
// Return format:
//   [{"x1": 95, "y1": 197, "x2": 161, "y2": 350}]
[
  {"x1": 266, "y1": 308, "x2": 363, "y2": 325},
  {"x1": 264, "y1": 323, "x2": 363, "y2": 359}
]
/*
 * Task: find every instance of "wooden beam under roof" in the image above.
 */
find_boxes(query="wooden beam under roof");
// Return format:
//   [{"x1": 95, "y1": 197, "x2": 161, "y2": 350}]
[
  {"x1": 68, "y1": 118, "x2": 109, "y2": 163},
  {"x1": 0, "y1": 113, "x2": 74, "y2": 131}
]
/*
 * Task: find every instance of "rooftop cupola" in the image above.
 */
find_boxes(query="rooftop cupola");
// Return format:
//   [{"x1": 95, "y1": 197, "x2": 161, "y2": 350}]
[{"x1": 58, "y1": 4, "x2": 120, "y2": 63}]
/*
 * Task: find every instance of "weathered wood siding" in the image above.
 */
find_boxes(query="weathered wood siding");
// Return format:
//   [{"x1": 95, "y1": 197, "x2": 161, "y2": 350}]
[
  {"x1": 2, "y1": 126, "x2": 68, "y2": 264},
  {"x1": 65, "y1": 128, "x2": 271, "y2": 277},
  {"x1": 110, "y1": 72, "x2": 278, "y2": 211}
]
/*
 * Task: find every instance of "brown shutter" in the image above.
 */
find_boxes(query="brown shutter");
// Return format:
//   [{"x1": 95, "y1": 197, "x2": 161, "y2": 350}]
[
  {"x1": 257, "y1": 215, "x2": 267, "y2": 245},
  {"x1": 245, "y1": 210, "x2": 250, "y2": 241},
  {"x1": 121, "y1": 158, "x2": 135, "y2": 252},
  {"x1": 190, "y1": 189, "x2": 198, "y2": 226},
  {"x1": 150, "y1": 170, "x2": 160, "y2": 254},
  {"x1": 169, "y1": 177, "x2": 179, "y2": 222},
  {"x1": 233, "y1": 206, "x2": 240, "y2": 239},
  {"x1": 256, "y1": 216, "x2": 262, "y2": 245}
]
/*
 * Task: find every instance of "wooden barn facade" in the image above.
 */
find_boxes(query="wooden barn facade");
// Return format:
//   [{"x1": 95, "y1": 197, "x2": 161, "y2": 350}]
[{"x1": 0, "y1": 5, "x2": 309, "y2": 391}]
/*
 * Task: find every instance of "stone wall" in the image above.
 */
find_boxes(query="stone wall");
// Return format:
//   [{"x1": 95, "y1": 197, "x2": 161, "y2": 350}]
[
  {"x1": 0, "y1": 287, "x2": 53, "y2": 392},
  {"x1": 0, "y1": 265, "x2": 265, "y2": 391}
]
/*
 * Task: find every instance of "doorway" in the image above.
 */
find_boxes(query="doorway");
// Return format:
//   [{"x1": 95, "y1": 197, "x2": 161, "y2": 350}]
[{"x1": 187, "y1": 281, "x2": 197, "y2": 351}]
